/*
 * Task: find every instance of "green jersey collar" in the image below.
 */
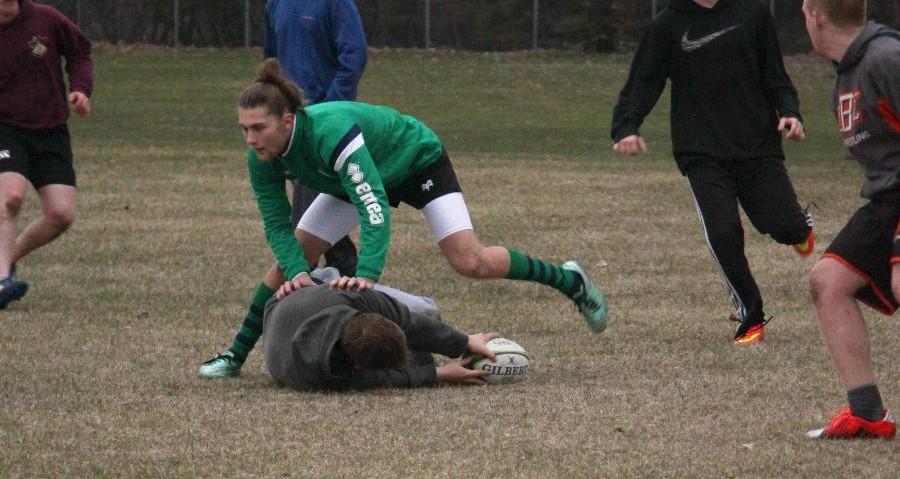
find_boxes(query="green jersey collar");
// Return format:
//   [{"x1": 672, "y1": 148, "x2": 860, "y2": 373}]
[{"x1": 278, "y1": 111, "x2": 305, "y2": 160}]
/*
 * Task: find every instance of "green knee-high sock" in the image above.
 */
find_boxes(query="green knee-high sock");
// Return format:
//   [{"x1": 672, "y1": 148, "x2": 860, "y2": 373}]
[
  {"x1": 228, "y1": 283, "x2": 276, "y2": 364},
  {"x1": 505, "y1": 248, "x2": 581, "y2": 297}
]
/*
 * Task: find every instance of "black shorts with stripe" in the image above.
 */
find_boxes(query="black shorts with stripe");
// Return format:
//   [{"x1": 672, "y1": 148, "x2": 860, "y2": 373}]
[
  {"x1": 824, "y1": 190, "x2": 900, "y2": 315},
  {"x1": 386, "y1": 149, "x2": 462, "y2": 209},
  {"x1": 0, "y1": 122, "x2": 76, "y2": 188}
]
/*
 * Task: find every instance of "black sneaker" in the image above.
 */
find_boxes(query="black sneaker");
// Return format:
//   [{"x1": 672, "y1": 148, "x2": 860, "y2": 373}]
[{"x1": 0, "y1": 275, "x2": 28, "y2": 309}]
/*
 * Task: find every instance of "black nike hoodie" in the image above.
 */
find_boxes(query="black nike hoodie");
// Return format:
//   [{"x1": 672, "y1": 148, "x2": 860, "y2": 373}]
[{"x1": 611, "y1": 0, "x2": 801, "y2": 169}]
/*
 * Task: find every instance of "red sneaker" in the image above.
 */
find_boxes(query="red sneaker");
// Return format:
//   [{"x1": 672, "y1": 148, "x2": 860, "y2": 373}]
[
  {"x1": 734, "y1": 324, "x2": 765, "y2": 345},
  {"x1": 806, "y1": 407, "x2": 896, "y2": 439},
  {"x1": 793, "y1": 213, "x2": 815, "y2": 257},
  {"x1": 733, "y1": 319, "x2": 769, "y2": 345}
]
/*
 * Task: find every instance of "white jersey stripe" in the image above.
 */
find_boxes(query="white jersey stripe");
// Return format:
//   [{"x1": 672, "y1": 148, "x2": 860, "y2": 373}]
[{"x1": 333, "y1": 133, "x2": 365, "y2": 172}]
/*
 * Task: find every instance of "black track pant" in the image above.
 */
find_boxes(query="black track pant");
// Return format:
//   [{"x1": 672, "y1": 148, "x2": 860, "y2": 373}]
[
  {"x1": 683, "y1": 156, "x2": 810, "y2": 324},
  {"x1": 290, "y1": 183, "x2": 358, "y2": 277}
]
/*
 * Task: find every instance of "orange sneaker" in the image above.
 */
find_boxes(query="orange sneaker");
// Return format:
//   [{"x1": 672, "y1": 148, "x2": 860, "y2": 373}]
[
  {"x1": 793, "y1": 212, "x2": 815, "y2": 257},
  {"x1": 733, "y1": 320, "x2": 768, "y2": 345},
  {"x1": 806, "y1": 408, "x2": 896, "y2": 439}
]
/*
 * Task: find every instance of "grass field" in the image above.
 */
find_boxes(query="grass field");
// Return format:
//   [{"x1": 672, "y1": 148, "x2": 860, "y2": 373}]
[{"x1": 1, "y1": 48, "x2": 897, "y2": 477}]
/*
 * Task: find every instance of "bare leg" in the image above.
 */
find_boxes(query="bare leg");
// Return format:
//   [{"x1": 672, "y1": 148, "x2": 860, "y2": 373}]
[
  {"x1": 263, "y1": 262, "x2": 285, "y2": 290},
  {"x1": 809, "y1": 258, "x2": 874, "y2": 389},
  {"x1": 437, "y1": 229, "x2": 510, "y2": 279},
  {"x1": 0, "y1": 172, "x2": 28, "y2": 277},
  {"x1": 13, "y1": 184, "x2": 76, "y2": 261},
  {"x1": 296, "y1": 228, "x2": 334, "y2": 272}
]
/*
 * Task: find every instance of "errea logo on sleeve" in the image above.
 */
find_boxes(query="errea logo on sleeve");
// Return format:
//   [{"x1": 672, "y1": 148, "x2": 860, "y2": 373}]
[
  {"x1": 347, "y1": 163, "x2": 364, "y2": 184},
  {"x1": 354, "y1": 183, "x2": 385, "y2": 225},
  {"x1": 346, "y1": 163, "x2": 384, "y2": 225},
  {"x1": 0, "y1": 150, "x2": 10, "y2": 160}
]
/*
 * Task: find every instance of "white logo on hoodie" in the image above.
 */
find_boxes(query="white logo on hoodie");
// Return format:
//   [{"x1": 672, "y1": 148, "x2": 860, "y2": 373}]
[{"x1": 680, "y1": 25, "x2": 740, "y2": 52}]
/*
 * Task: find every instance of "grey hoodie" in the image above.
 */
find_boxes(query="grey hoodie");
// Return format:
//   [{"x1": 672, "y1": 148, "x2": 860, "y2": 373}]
[
  {"x1": 262, "y1": 284, "x2": 469, "y2": 391},
  {"x1": 833, "y1": 22, "x2": 900, "y2": 200}
]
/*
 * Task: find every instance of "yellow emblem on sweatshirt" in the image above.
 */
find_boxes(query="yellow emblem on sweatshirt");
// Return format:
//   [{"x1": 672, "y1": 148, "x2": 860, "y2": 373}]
[{"x1": 28, "y1": 36, "x2": 47, "y2": 58}]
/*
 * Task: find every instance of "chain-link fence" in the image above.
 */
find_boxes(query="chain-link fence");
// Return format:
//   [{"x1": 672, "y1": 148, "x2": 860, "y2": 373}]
[{"x1": 43, "y1": 0, "x2": 900, "y2": 54}]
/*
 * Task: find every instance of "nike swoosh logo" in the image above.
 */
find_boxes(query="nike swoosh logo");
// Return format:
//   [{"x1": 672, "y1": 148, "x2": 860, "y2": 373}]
[{"x1": 680, "y1": 25, "x2": 740, "y2": 52}]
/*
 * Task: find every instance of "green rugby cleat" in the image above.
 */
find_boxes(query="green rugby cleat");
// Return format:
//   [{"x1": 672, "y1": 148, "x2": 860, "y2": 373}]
[
  {"x1": 562, "y1": 261, "x2": 608, "y2": 333},
  {"x1": 198, "y1": 350, "x2": 242, "y2": 378}
]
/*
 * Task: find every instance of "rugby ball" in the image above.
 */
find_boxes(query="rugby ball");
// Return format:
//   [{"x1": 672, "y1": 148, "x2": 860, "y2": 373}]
[{"x1": 468, "y1": 337, "x2": 529, "y2": 385}]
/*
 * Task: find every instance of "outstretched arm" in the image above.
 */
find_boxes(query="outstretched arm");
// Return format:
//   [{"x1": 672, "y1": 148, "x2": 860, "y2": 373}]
[{"x1": 610, "y1": 16, "x2": 672, "y2": 153}]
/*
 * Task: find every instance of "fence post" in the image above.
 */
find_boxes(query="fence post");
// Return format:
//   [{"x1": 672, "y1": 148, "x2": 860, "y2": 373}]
[
  {"x1": 652, "y1": 0, "x2": 657, "y2": 19},
  {"x1": 532, "y1": 0, "x2": 539, "y2": 49},
  {"x1": 245, "y1": 0, "x2": 251, "y2": 47},
  {"x1": 424, "y1": 0, "x2": 431, "y2": 48},
  {"x1": 173, "y1": 0, "x2": 180, "y2": 46},
  {"x1": 770, "y1": 0, "x2": 775, "y2": 16}
]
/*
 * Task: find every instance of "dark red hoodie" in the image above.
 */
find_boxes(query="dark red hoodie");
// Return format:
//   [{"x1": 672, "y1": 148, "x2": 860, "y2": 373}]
[{"x1": 0, "y1": 0, "x2": 93, "y2": 130}]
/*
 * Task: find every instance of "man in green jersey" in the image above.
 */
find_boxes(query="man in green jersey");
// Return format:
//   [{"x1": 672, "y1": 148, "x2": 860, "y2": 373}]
[{"x1": 201, "y1": 60, "x2": 607, "y2": 379}]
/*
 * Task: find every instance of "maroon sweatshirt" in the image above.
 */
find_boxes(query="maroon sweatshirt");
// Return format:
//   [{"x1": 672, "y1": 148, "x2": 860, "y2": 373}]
[{"x1": 0, "y1": 0, "x2": 93, "y2": 130}]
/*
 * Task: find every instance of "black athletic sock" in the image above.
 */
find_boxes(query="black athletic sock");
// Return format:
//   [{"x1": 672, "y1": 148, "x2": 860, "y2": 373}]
[{"x1": 847, "y1": 384, "x2": 885, "y2": 421}]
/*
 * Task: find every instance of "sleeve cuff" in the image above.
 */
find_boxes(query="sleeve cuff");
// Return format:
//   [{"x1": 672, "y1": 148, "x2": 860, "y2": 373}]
[
  {"x1": 422, "y1": 365, "x2": 438, "y2": 385},
  {"x1": 448, "y1": 333, "x2": 469, "y2": 358},
  {"x1": 611, "y1": 125, "x2": 640, "y2": 142}
]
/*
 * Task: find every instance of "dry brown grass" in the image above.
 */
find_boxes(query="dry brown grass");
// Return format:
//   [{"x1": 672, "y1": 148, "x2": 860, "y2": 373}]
[{"x1": 1, "y1": 50, "x2": 896, "y2": 477}]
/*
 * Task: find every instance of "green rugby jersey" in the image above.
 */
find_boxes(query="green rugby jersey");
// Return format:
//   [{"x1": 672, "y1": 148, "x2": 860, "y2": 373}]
[{"x1": 248, "y1": 101, "x2": 444, "y2": 281}]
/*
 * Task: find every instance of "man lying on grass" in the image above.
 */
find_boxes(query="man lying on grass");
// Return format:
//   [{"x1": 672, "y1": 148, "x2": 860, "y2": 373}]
[{"x1": 263, "y1": 280, "x2": 499, "y2": 391}]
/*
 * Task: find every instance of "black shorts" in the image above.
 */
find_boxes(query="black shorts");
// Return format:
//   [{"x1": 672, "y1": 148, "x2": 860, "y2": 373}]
[
  {"x1": 387, "y1": 149, "x2": 462, "y2": 209},
  {"x1": 824, "y1": 191, "x2": 900, "y2": 315},
  {"x1": 0, "y1": 122, "x2": 76, "y2": 188}
]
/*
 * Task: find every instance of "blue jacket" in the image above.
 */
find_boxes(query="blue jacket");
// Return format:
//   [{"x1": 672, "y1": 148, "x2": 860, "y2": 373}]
[{"x1": 264, "y1": 0, "x2": 367, "y2": 104}]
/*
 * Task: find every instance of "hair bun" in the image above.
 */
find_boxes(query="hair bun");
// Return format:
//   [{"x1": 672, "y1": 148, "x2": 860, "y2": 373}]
[{"x1": 257, "y1": 58, "x2": 283, "y2": 83}]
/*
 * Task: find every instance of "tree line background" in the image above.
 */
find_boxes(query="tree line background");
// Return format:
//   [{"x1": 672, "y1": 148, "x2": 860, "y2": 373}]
[{"x1": 42, "y1": 0, "x2": 899, "y2": 53}]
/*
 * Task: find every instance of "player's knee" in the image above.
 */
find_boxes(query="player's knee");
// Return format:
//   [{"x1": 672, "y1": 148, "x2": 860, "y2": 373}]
[
  {"x1": 296, "y1": 230, "x2": 330, "y2": 264},
  {"x1": 449, "y1": 255, "x2": 480, "y2": 278},
  {"x1": 808, "y1": 272, "x2": 825, "y2": 305},
  {"x1": 1, "y1": 193, "x2": 25, "y2": 219},
  {"x1": 447, "y1": 251, "x2": 490, "y2": 279},
  {"x1": 46, "y1": 206, "x2": 75, "y2": 231},
  {"x1": 809, "y1": 262, "x2": 836, "y2": 304}
]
